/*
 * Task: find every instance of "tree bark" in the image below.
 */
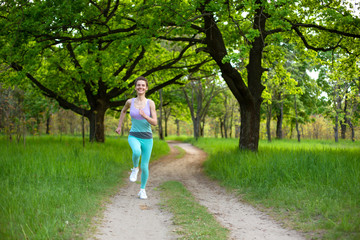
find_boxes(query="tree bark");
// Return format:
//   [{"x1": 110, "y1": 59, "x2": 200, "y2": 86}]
[
  {"x1": 201, "y1": 117, "x2": 206, "y2": 137},
  {"x1": 266, "y1": 103, "x2": 272, "y2": 142},
  {"x1": 276, "y1": 93, "x2": 283, "y2": 139},
  {"x1": 46, "y1": 115, "x2": 51, "y2": 134},
  {"x1": 348, "y1": 120, "x2": 355, "y2": 142},
  {"x1": 175, "y1": 118, "x2": 180, "y2": 136},
  {"x1": 193, "y1": 117, "x2": 200, "y2": 140},
  {"x1": 220, "y1": 118, "x2": 224, "y2": 138},
  {"x1": 239, "y1": 101, "x2": 261, "y2": 150}
]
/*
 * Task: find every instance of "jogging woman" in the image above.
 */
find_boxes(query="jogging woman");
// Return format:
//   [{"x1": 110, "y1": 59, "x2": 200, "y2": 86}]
[{"x1": 115, "y1": 76, "x2": 157, "y2": 199}]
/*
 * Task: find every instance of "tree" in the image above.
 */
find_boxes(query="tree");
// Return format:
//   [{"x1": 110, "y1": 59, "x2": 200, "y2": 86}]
[
  {"x1": 161, "y1": 0, "x2": 360, "y2": 150},
  {"x1": 0, "y1": 0, "x2": 209, "y2": 142},
  {"x1": 317, "y1": 51, "x2": 360, "y2": 142},
  {"x1": 182, "y1": 74, "x2": 221, "y2": 139},
  {"x1": 212, "y1": 89, "x2": 238, "y2": 138}
]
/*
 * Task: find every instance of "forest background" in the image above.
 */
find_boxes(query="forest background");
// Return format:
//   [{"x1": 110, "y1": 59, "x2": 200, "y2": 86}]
[{"x1": 1, "y1": 0, "x2": 360, "y2": 145}]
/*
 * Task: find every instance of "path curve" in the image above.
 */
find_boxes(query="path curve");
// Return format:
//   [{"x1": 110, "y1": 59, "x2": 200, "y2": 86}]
[{"x1": 89, "y1": 141, "x2": 305, "y2": 240}]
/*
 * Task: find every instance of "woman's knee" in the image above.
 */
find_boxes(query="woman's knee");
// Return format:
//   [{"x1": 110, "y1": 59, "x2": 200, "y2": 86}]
[
  {"x1": 140, "y1": 162, "x2": 149, "y2": 171},
  {"x1": 133, "y1": 149, "x2": 141, "y2": 159}
]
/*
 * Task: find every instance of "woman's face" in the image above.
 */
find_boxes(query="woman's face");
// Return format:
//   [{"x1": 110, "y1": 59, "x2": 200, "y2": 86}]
[{"x1": 135, "y1": 80, "x2": 148, "y2": 94}]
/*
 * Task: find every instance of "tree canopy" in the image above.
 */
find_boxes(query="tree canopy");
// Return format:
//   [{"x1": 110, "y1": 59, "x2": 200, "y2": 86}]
[{"x1": 1, "y1": 0, "x2": 359, "y2": 150}]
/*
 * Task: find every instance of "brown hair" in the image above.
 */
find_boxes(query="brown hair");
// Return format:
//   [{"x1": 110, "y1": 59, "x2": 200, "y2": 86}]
[{"x1": 134, "y1": 76, "x2": 148, "y2": 87}]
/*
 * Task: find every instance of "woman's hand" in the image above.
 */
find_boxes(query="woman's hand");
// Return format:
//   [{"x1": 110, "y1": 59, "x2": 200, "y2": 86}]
[
  {"x1": 115, "y1": 126, "x2": 122, "y2": 135},
  {"x1": 139, "y1": 109, "x2": 147, "y2": 119}
]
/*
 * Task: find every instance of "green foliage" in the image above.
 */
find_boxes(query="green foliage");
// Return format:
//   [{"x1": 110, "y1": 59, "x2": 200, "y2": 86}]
[
  {"x1": 190, "y1": 138, "x2": 360, "y2": 239},
  {"x1": 0, "y1": 0, "x2": 210, "y2": 119},
  {"x1": 0, "y1": 136, "x2": 169, "y2": 239}
]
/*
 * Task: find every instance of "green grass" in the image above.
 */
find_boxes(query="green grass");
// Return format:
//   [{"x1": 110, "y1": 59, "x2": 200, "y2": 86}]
[
  {"x1": 174, "y1": 146, "x2": 186, "y2": 159},
  {"x1": 0, "y1": 135, "x2": 169, "y2": 240},
  {"x1": 165, "y1": 135, "x2": 192, "y2": 142},
  {"x1": 159, "y1": 181, "x2": 229, "y2": 239},
  {"x1": 189, "y1": 138, "x2": 360, "y2": 240}
]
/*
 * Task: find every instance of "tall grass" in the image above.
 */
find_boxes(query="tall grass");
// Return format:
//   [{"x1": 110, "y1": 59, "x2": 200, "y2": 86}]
[
  {"x1": 189, "y1": 138, "x2": 360, "y2": 239},
  {"x1": 0, "y1": 135, "x2": 169, "y2": 240}
]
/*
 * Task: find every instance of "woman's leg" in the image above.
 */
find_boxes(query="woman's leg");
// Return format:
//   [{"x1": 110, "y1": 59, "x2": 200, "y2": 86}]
[
  {"x1": 139, "y1": 138, "x2": 153, "y2": 189},
  {"x1": 128, "y1": 135, "x2": 141, "y2": 168}
]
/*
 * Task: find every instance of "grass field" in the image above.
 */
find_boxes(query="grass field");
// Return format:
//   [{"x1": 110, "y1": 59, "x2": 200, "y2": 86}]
[
  {"x1": 0, "y1": 135, "x2": 169, "y2": 240},
  {"x1": 187, "y1": 138, "x2": 360, "y2": 240},
  {"x1": 2, "y1": 135, "x2": 359, "y2": 239}
]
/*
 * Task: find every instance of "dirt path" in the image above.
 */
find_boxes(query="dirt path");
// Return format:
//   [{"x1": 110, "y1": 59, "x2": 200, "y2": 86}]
[{"x1": 89, "y1": 141, "x2": 305, "y2": 240}]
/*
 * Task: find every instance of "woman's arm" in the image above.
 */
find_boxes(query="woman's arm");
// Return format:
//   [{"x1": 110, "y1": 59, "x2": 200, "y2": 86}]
[
  {"x1": 139, "y1": 99, "x2": 158, "y2": 126},
  {"x1": 115, "y1": 99, "x2": 131, "y2": 134}
]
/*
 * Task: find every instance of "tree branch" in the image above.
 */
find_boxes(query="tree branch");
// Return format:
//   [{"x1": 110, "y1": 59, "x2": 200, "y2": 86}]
[
  {"x1": 157, "y1": 36, "x2": 204, "y2": 43},
  {"x1": 107, "y1": 46, "x2": 146, "y2": 99},
  {"x1": 35, "y1": 25, "x2": 137, "y2": 43},
  {"x1": 142, "y1": 42, "x2": 195, "y2": 77},
  {"x1": 122, "y1": 46, "x2": 146, "y2": 82},
  {"x1": 66, "y1": 43, "x2": 82, "y2": 69},
  {"x1": 106, "y1": 0, "x2": 120, "y2": 22},
  {"x1": 265, "y1": 28, "x2": 287, "y2": 36},
  {"x1": 292, "y1": 22, "x2": 360, "y2": 39},
  {"x1": 292, "y1": 26, "x2": 342, "y2": 52},
  {"x1": 10, "y1": 62, "x2": 88, "y2": 116}
]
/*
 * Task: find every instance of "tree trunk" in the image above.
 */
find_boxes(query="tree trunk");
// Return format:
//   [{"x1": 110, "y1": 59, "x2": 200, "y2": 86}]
[
  {"x1": 239, "y1": 101, "x2": 261, "y2": 151},
  {"x1": 340, "y1": 120, "x2": 346, "y2": 139},
  {"x1": 201, "y1": 3, "x2": 266, "y2": 151},
  {"x1": 200, "y1": 117, "x2": 205, "y2": 137},
  {"x1": 165, "y1": 118, "x2": 168, "y2": 137},
  {"x1": 348, "y1": 120, "x2": 355, "y2": 142},
  {"x1": 175, "y1": 119, "x2": 180, "y2": 136},
  {"x1": 341, "y1": 93, "x2": 348, "y2": 139},
  {"x1": 334, "y1": 115, "x2": 339, "y2": 143},
  {"x1": 158, "y1": 89, "x2": 164, "y2": 140},
  {"x1": 229, "y1": 103, "x2": 234, "y2": 138},
  {"x1": 220, "y1": 119, "x2": 224, "y2": 138},
  {"x1": 88, "y1": 99, "x2": 108, "y2": 143},
  {"x1": 276, "y1": 93, "x2": 283, "y2": 139},
  {"x1": 93, "y1": 109, "x2": 105, "y2": 143},
  {"x1": 46, "y1": 115, "x2": 51, "y2": 134},
  {"x1": 333, "y1": 86, "x2": 341, "y2": 143},
  {"x1": 193, "y1": 117, "x2": 200, "y2": 140},
  {"x1": 223, "y1": 96, "x2": 228, "y2": 138},
  {"x1": 266, "y1": 103, "x2": 272, "y2": 142},
  {"x1": 294, "y1": 95, "x2": 301, "y2": 142}
]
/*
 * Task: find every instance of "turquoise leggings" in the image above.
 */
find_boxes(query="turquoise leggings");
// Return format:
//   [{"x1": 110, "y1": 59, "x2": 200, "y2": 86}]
[{"x1": 128, "y1": 135, "x2": 153, "y2": 189}]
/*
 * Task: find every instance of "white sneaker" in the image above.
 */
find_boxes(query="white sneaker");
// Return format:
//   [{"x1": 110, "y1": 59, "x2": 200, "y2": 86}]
[
  {"x1": 129, "y1": 168, "x2": 139, "y2": 182},
  {"x1": 138, "y1": 189, "x2": 148, "y2": 199}
]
